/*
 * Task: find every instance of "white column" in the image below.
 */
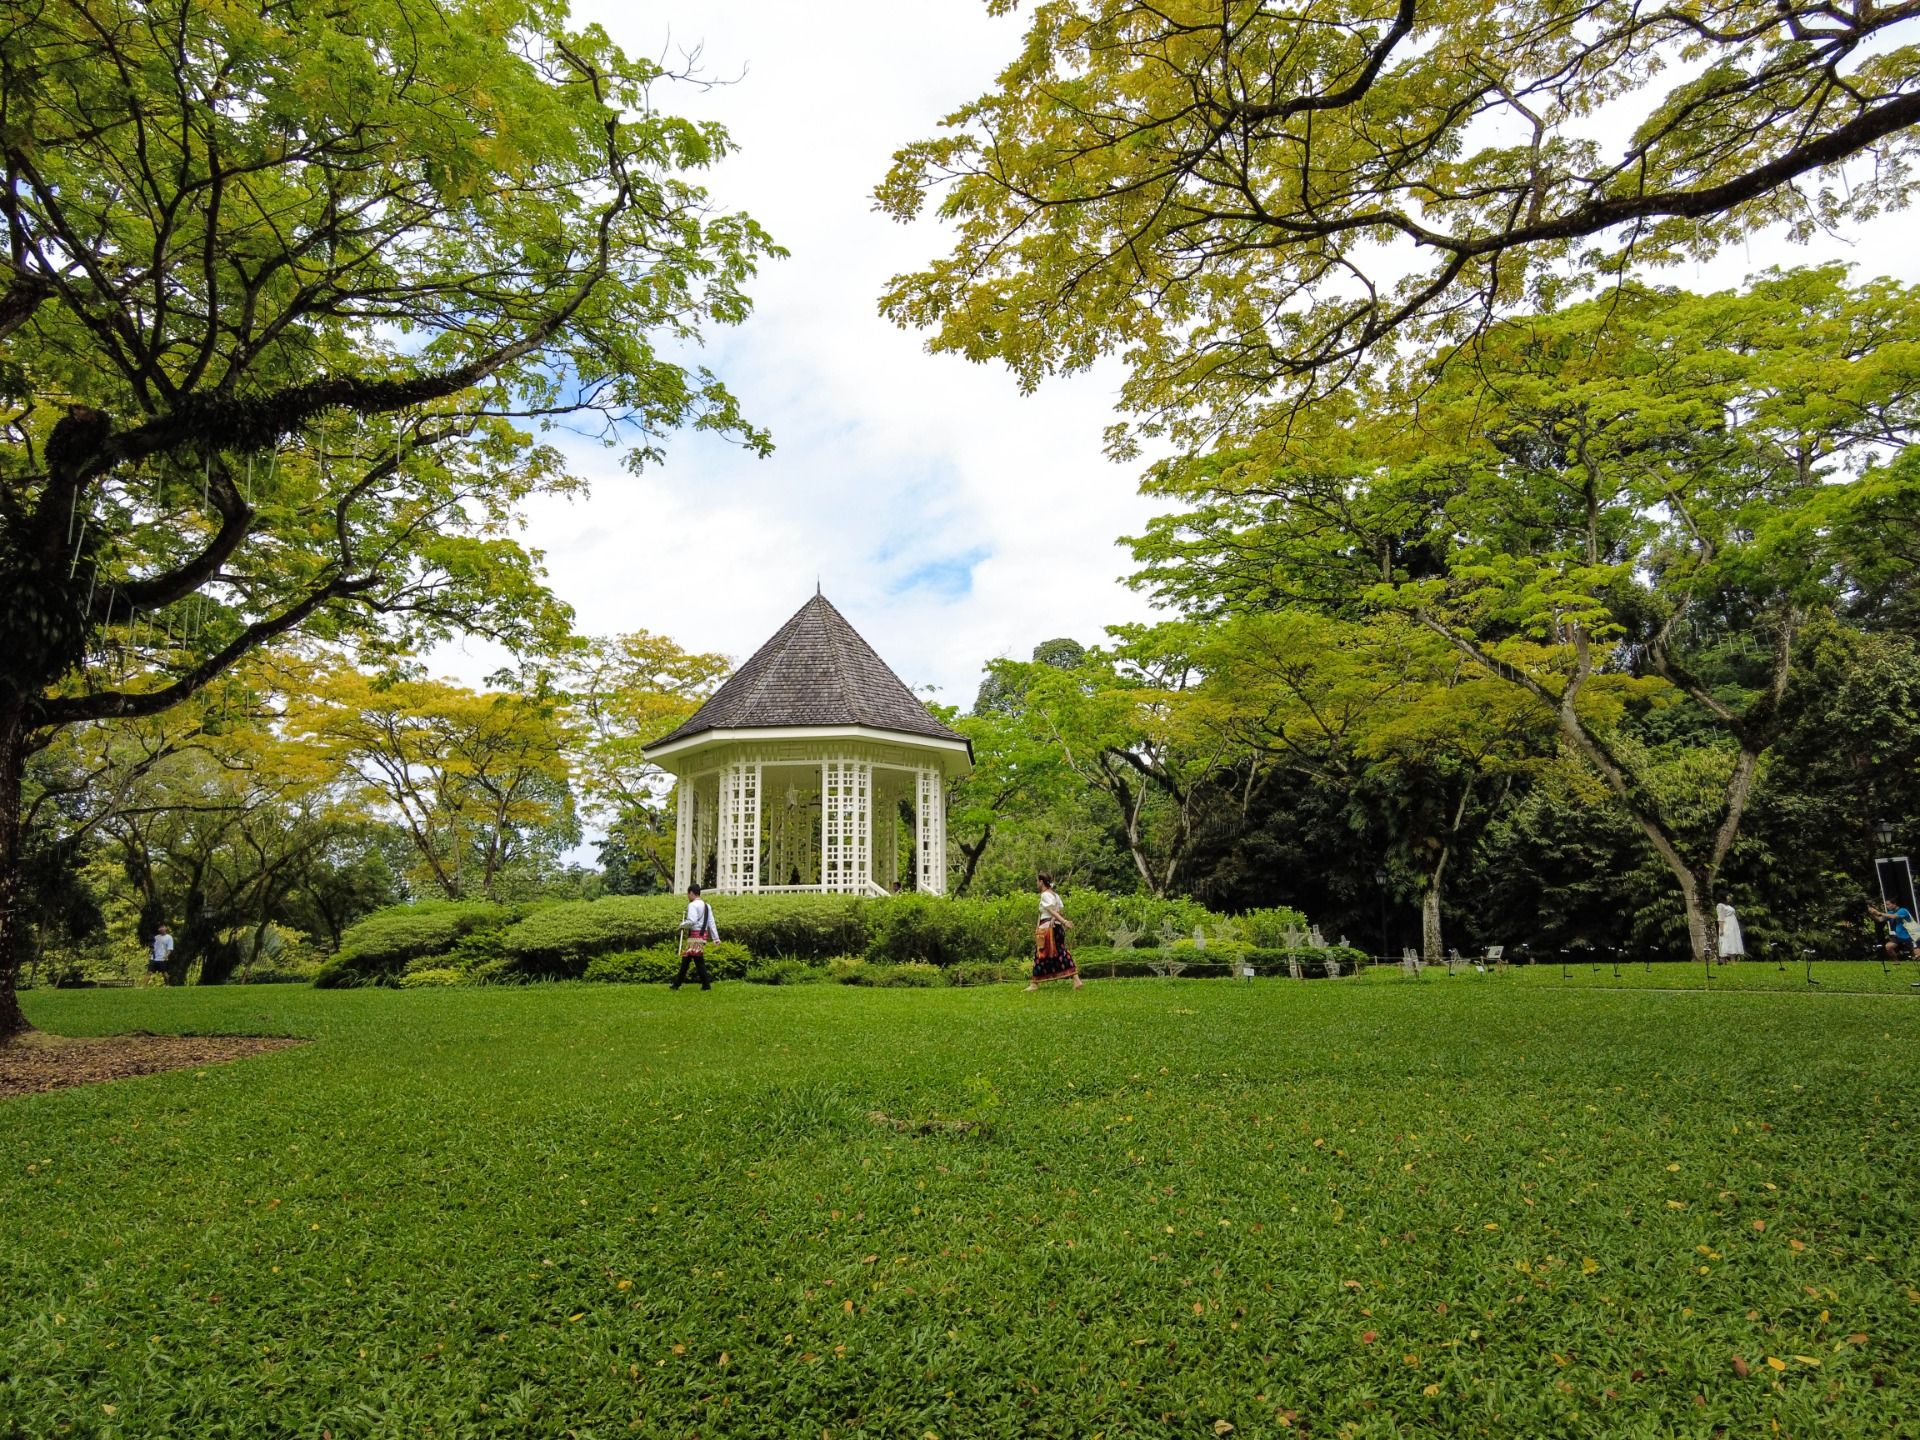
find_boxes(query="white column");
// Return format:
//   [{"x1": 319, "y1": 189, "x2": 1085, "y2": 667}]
[
  {"x1": 849, "y1": 760, "x2": 871, "y2": 893},
  {"x1": 713, "y1": 763, "x2": 736, "y2": 893},
  {"x1": 673, "y1": 779, "x2": 694, "y2": 893},
  {"x1": 718, "y1": 760, "x2": 761, "y2": 893},
  {"x1": 916, "y1": 766, "x2": 948, "y2": 896},
  {"x1": 820, "y1": 760, "x2": 841, "y2": 890},
  {"x1": 820, "y1": 757, "x2": 873, "y2": 893}
]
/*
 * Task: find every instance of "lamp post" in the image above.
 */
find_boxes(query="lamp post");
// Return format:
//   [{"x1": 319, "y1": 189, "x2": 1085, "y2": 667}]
[{"x1": 1374, "y1": 868, "x2": 1389, "y2": 966}]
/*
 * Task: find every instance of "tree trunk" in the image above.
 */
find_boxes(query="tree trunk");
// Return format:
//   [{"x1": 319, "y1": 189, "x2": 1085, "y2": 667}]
[
  {"x1": 1424, "y1": 614, "x2": 1773, "y2": 973},
  {"x1": 1421, "y1": 873, "x2": 1444, "y2": 966},
  {"x1": 953, "y1": 825, "x2": 992, "y2": 896},
  {"x1": 0, "y1": 710, "x2": 29, "y2": 1039},
  {"x1": 1677, "y1": 866, "x2": 1715, "y2": 969}
]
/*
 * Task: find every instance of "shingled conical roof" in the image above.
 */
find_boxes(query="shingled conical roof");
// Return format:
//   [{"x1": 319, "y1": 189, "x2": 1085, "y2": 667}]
[{"x1": 652, "y1": 593, "x2": 965, "y2": 749}]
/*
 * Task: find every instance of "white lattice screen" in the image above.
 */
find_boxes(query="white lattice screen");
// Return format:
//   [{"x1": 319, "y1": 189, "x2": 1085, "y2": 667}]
[
  {"x1": 717, "y1": 762, "x2": 761, "y2": 893},
  {"x1": 820, "y1": 759, "x2": 872, "y2": 892},
  {"x1": 673, "y1": 782, "x2": 695, "y2": 892},
  {"x1": 916, "y1": 767, "x2": 948, "y2": 895}
]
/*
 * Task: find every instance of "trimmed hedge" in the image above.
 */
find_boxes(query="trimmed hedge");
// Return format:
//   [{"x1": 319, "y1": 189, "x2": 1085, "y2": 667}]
[
  {"x1": 317, "y1": 892, "x2": 1335, "y2": 986},
  {"x1": 864, "y1": 893, "x2": 1033, "y2": 966},
  {"x1": 582, "y1": 941, "x2": 751, "y2": 984},
  {"x1": 316, "y1": 901, "x2": 521, "y2": 988},
  {"x1": 502, "y1": 894, "x2": 866, "y2": 973}
]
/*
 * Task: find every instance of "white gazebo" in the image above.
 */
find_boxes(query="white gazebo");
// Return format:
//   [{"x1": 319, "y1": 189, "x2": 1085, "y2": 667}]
[{"x1": 650, "y1": 593, "x2": 972, "y2": 896}]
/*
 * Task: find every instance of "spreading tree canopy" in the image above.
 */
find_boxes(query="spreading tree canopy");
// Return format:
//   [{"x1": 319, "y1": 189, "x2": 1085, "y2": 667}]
[
  {"x1": 0, "y1": 0, "x2": 777, "y2": 1033},
  {"x1": 879, "y1": 0, "x2": 1920, "y2": 439}
]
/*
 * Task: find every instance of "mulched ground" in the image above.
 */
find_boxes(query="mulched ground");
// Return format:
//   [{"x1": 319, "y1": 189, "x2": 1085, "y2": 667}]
[{"x1": 0, "y1": 1031, "x2": 306, "y2": 1099}]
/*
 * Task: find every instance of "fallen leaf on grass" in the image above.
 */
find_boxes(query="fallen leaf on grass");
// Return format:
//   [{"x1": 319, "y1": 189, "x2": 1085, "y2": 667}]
[
  {"x1": 1789, "y1": 1239, "x2": 1806, "y2": 1252},
  {"x1": 1360, "y1": 1331, "x2": 1377, "y2": 1344},
  {"x1": 1422, "y1": 1383, "x2": 1441, "y2": 1397},
  {"x1": 1766, "y1": 1357, "x2": 1787, "y2": 1371},
  {"x1": 1845, "y1": 1333, "x2": 1869, "y2": 1346},
  {"x1": 1732, "y1": 1355, "x2": 1750, "y2": 1378}
]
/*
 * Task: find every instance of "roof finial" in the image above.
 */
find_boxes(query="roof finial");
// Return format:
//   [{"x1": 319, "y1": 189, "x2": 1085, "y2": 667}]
[{"x1": 815, "y1": 576, "x2": 821, "y2": 597}]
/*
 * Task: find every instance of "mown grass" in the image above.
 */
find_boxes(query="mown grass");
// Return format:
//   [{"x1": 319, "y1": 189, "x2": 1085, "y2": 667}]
[
  {"x1": 1344, "y1": 958, "x2": 1920, "y2": 995},
  {"x1": 5, "y1": 980, "x2": 1917, "y2": 1438}
]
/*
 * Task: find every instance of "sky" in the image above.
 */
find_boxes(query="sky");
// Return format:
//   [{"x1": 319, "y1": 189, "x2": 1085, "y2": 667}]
[{"x1": 438, "y1": 1, "x2": 1920, "y2": 710}]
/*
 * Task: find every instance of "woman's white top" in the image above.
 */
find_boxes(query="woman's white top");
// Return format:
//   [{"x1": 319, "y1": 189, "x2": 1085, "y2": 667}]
[
  {"x1": 1715, "y1": 902, "x2": 1743, "y2": 957},
  {"x1": 1038, "y1": 889, "x2": 1064, "y2": 922}
]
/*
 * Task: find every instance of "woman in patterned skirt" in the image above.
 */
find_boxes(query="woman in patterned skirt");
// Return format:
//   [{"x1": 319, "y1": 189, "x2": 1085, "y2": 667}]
[{"x1": 1028, "y1": 872, "x2": 1083, "y2": 991}]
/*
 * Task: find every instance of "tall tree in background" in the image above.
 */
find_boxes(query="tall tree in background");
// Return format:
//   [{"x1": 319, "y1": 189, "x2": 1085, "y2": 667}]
[
  {"x1": 1015, "y1": 625, "x2": 1237, "y2": 898},
  {"x1": 0, "y1": 0, "x2": 777, "y2": 1034},
  {"x1": 288, "y1": 668, "x2": 577, "y2": 901},
  {"x1": 948, "y1": 640, "x2": 1086, "y2": 894},
  {"x1": 1139, "y1": 269, "x2": 1920, "y2": 961},
  {"x1": 879, "y1": 0, "x2": 1920, "y2": 436},
  {"x1": 563, "y1": 631, "x2": 728, "y2": 893},
  {"x1": 1195, "y1": 612, "x2": 1550, "y2": 959}
]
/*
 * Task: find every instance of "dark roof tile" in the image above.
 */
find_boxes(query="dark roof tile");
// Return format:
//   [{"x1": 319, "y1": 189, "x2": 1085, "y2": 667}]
[{"x1": 653, "y1": 594, "x2": 965, "y2": 748}]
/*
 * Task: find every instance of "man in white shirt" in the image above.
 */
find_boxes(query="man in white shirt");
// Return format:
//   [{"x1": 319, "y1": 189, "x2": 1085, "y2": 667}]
[
  {"x1": 146, "y1": 924, "x2": 174, "y2": 985},
  {"x1": 673, "y1": 886, "x2": 717, "y2": 991}
]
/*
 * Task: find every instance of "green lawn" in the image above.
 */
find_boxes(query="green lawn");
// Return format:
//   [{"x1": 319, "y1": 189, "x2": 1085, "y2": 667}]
[
  {"x1": 4, "y1": 982, "x2": 1917, "y2": 1439},
  {"x1": 1350, "y1": 957, "x2": 1920, "y2": 995}
]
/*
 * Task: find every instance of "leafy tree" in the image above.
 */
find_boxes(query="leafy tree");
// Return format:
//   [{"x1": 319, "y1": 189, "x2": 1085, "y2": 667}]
[
  {"x1": 879, "y1": 0, "x2": 1920, "y2": 435},
  {"x1": 947, "y1": 693, "x2": 1073, "y2": 895},
  {"x1": 21, "y1": 675, "x2": 400, "y2": 983},
  {"x1": 1137, "y1": 269, "x2": 1920, "y2": 961},
  {"x1": 0, "y1": 0, "x2": 775, "y2": 1033},
  {"x1": 1012, "y1": 625, "x2": 1238, "y2": 897},
  {"x1": 562, "y1": 631, "x2": 728, "y2": 893},
  {"x1": 948, "y1": 640, "x2": 1090, "y2": 893},
  {"x1": 1195, "y1": 610, "x2": 1548, "y2": 959},
  {"x1": 287, "y1": 667, "x2": 578, "y2": 902}
]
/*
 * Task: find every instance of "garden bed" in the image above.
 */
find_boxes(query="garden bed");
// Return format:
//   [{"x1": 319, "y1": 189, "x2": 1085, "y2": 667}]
[{"x1": 0, "y1": 1031, "x2": 305, "y2": 1099}]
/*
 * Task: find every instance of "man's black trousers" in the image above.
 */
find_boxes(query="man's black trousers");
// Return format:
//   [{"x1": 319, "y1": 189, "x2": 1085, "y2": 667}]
[{"x1": 672, "y1": 951, "x2": 712, "y2": 990}]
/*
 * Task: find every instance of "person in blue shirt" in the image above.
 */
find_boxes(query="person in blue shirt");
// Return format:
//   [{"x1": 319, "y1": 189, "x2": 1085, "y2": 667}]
[{"x1": 1875, "y1": 900, "x2": 1917, "y2": 959}]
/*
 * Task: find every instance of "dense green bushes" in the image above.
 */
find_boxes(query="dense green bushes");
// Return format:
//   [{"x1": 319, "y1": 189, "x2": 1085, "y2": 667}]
[
  {"x1": 315, "y1": 891, "x2": 1329, "y2": 987},
  {"x1": 583, "y1": 941, "x2": 752, "y2": 984},
  {"x1": 502, "y1": 894, "x2": 867, "y2": 973},
  {"x1": 316, "y1": 901, "x2": 523, "y2": 987}
]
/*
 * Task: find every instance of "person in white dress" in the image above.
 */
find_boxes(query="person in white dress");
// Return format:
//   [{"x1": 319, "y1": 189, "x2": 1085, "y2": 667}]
[
  {"x1": 1027, "y1": 872, "x2": 1082, "y2": 991},
  {"x1": 1715, "y1": 902, "x2": 1744, "y2": 963}
]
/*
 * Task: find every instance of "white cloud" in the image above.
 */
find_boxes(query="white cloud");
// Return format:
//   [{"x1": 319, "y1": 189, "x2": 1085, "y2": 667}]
[{"x1": 437, "y1": 1, "x2": 1920, "y2": 709}]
